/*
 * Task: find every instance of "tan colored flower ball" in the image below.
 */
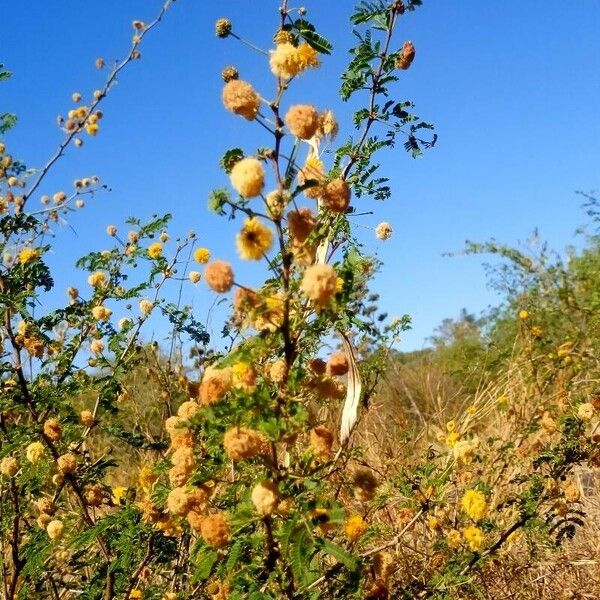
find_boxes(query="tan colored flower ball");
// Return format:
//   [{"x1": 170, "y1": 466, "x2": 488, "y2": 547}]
[
  {"x1": 269, "y1": 359, "x2": 287, "y2": 383},
  {"x1": 375, "y1": 222, "x2": 393, "y2": 240},
  {"x1": 177, "y1": 400, "x2": 200, "y2": 420},
  {"x1": 300, "y1": 264, "x2": 338, "y2": 307},
  {"x1": 578, "y1": 402, "x2": 595, "y2": 421},
  {"x1": 204, "y1": 260, "x2": 234, "y2": 293},
  {"x1": 222, "y1": 79, "x2": 260, "y2": 121},
  {"x1": 43, "y1": 418, "x2": 62, "y2": 441},
  {"x1": 171, "y1": 447, "x2": 196, "y2": 471},
  {"x1": 57, "y1": 453, "x2": 78, "y2": 474},
  {"x1": 167, "y1": 487, "x2": 191, "y2": 516},
  {"x1": 139, "y1": 299, "x2": 154, "y2": 317},
  {"x1": 321, "y1": 178, "x2": 351, "y2": 213},
  {"x1": 223, "y1": 427, "x2": 267, "y2": 461},
  {"x1": 199, "y1": 365, "x2": 233, "y2": 405},
  {"x1": 230, "y1": 157, "x2": 265, "y2": 198},
  {"x1": 251, "y1": 481, "x2": 280, "y2": 516},
  {"x1": 188, "y1": 271, "x2": 201, "y2": 284},
  {"x1": 80, "y1": 410, "x2": 95, "y2": 427},
  {"x1": 310, "y1": 426, "x2": 334, "y2": 456},
  {"x1": 0, "y1": 456, "x2": 18, "y2": 477},
  {"x1": 88, "y1": 271, "x2": 107, "y2": 287},
  {"x1": 285, "y1": 104, "x2": 320, "y2": 140},
  {"x1": 85, "y1": 484, "x2": 104, "y2": 507},
  {"x1": 169, "y1": 464, "x2": 191, "y2": 487},
  {"x1": 200, "y1": 513, "x2": 230, "y2": 548},
  {"x1": 92, "y1": 305, "x2": 112, "y2": 321},
  {"x1": 269, "y1": 43, "x2": 302, "y2": 79},
  {"x1": 90, "y1": 339, "x2": 105, "y2": 355},
  {"x1": 327, "y1": 352, "x2": 349, "y2": 376},
  {"x1": 287, "y1": 208, "x2": 316, "y2": 243},
  {"x1": 46, "y1": 519, "x2": 64, "y2": 540}
]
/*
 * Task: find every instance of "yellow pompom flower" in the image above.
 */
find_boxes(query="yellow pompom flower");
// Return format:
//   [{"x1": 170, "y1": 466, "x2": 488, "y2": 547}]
[
  {"x1": 461, "y1": 489, "x2": 487, "y2": 521},
  {"x1": 92, "y1": 305, "x2": 112, "y2": 321},
  {"x1": 519, "y1": 310, "x2": 529, "y2": 320},
  {"x1": 344, "y1": 515, "x2": 368, "y2": 541},
  {"x1": 230, "y1": 157, "x2": 265, "y2": 198},
  {"x1": 446, "y1": 529, "x2": 462, "y2": 549},
  {"x1": 139, "y1": 299, "x2": 154, "y2": 317},
  {"x1": 269, "y1": 43, "x2": 302, "y2": 78},
  {"x1": 88, "y1": 271, "x2": 107, "y2": 287},
  {"x1": 297, "y1": 43, "x2": 320, "y2": 69},
  {"x1": 26, "y1": 441, "x2": 45, "y2": 463},
  {"x1": 236, "y1": 217, "x2": 273, "y2": 260},
  {"x1": 19, "y1": 247, "x2": 41, "y2": 264},
  {"x1": 147, "y1": 242, "x2": 162, "y2": 259},
  {"x1": 129, "y1": 590, "x2": 143, "y2": 600},
  {"x1": 86, "y1": 122, "x2": 99, "y2": 136},
  {"x1": 463, "y1": 525, "x2": 484, "y2": 551},
  {"x1": 194, "y1": 247, "x2": 211, "y2": 264}
]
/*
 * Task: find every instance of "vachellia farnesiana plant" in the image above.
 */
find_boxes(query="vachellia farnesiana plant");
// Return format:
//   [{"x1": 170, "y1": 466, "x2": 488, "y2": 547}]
[
  {"x1": 0, "y1": 1, "x2": 432, "y2": 598},
  {"x1": 3, "y1": 1, "x2": 599, "y2": 599}
]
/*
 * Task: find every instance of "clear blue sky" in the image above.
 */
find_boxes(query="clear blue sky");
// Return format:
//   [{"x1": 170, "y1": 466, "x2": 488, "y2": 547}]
[{"x1": 2, "y1": 1, "x2": 599, "y2": 349}]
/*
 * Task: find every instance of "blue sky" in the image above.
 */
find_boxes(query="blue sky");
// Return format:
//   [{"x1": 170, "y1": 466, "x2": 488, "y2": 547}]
[{"x1": 2, "y1": 1, "x2": 599, "y2": 350}]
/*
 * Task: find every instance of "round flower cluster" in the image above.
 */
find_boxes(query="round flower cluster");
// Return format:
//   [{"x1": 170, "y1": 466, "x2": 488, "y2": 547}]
[
  {"x1": 222, "y1": 79, "x2": 261, "y2": 121},
  {"x1": 230, "y1": 157, "x2": 265, "y2": 198},
  {"x1": 300, "y1": 264, "x2": 338, "y2": 307},
  {"x1": 251, "y1": 481, "x2": 280, "y2": 516},
  {"x1": 236, "y1": 217, "x2": 273, "y2": 260},
  {"x1": 204, "y1": 260, "x2": 234, "y2": 293},
  {"x1": 199, "y1": 364, "x2": 233, "y2": 405},
  {"x1": 269, "y1": 42, "x2": 320, "y2": 79},
  {"x1": 461, "y1": 489, "x2": 487, "y2": 521},
  {"x1": 285, "y1": 104, "x2": 320, "y2": 140},
  {"x1": 375, "y1": 222, "x2": 393, "y2": 240},
  {"x1": 321, "y1": 178, "x2": 351, "y2": 213},
  {"x1": 223, "y1": 426, "x2": 267, "y2": 461}
]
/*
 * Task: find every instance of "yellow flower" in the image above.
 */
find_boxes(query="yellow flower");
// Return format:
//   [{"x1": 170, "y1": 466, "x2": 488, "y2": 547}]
[
  {"x1": 461, "y1": 489, "x2": 487, "y2": 522},
  {"x1": 230, "y1": 157, "x2": 265, "y2": 198},
  {"x1": 139, "y1": 299, "x2": 154, "y2": 317},
  {"x1": 92, "y1": 305, "x2": 112, "y2": 321},
  {"x1": 86, "y1": 122, "x2": 99, "y2": 136},
  {"x1": 446, "y1": 431, "x2": 460, "y2": 447},
  {"x1": 446, "y1": 529, "x2": 462, "y2": 549},
  {"x1": 88, "y1": 271, "x2": 107, "y2": 287},
  {"x1": 236, "y1": 217, "x2": 273, "y2": 260},
  {"x1": 344, "y1": 515, "x2": 368, "y2": 541},
  {"x1": 463, "y1": 525, "x2": 484, "y2": 551},
  {"x1": 194, "y1": 247, "x2": 211, "y2": 264},
  {"x1": 578, "y1": 402, "x2": 595, "y2": 421},
  {"x1": 26, "y1": 441, "x2": 45, "y2": 463},
  {"x1": 112, "y1": 486, "x2": 128, "y2": 505},
  {"x1": 19, "y1": 247, "x2": 41, "y2": 264},
  {"x1": 518, "y1": 310, "x2": 529, "y2": 320},
  {"x1": 297, "y1": 43, "x2": 320, "y2": 69},
  {"x1": 129, "y1": 590, "x2": 143, "y2": 599},
  {"x1": 147, "y1": 242, "x2": 162, "y2": 259}
]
